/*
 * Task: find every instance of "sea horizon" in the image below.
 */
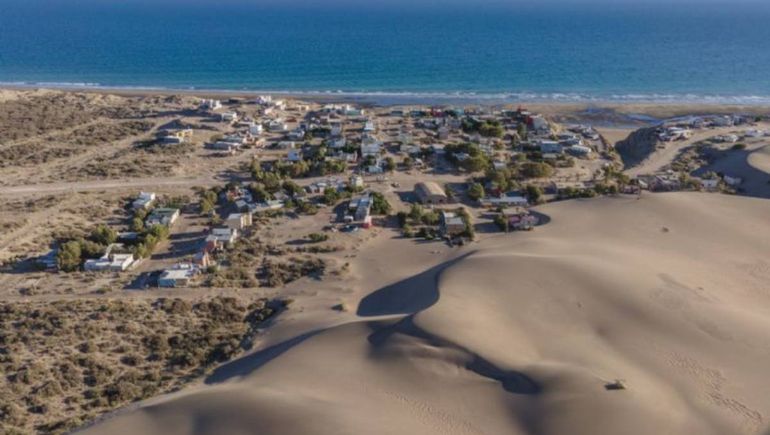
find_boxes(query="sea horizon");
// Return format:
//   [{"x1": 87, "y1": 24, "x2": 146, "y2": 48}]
[{"x1": 2, "y1": 1, "x2": 770, "y2": 105}]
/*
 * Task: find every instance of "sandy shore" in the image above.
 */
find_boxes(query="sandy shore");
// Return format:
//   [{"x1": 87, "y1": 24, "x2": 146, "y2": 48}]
[{"x1": 2, "y1": 85, "x2": 770, "y2": 120}]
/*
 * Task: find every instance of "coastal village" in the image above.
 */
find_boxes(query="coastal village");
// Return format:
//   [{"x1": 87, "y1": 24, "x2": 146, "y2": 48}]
[
  {"x1": 3, "y1": 93, "x2": 769, "y2": 291},
  {"x1": 0, "y1": 90, "x2": 769, "y2": 433}
]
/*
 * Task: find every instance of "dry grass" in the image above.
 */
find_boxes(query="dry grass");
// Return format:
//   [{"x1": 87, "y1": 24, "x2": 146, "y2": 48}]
[{"x1": 0, "y1": 296, "x2": 279, "y2": 434}]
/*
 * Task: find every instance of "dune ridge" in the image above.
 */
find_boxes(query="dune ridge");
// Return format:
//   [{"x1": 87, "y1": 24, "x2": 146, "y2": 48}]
[{"x1": 80, "y1": 193, "x2": 770, "y2": 435}]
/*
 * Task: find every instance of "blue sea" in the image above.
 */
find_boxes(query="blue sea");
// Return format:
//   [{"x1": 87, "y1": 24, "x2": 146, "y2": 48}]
[{"x1": 2, "y1": 0, "x2": 770, "y2": 104}]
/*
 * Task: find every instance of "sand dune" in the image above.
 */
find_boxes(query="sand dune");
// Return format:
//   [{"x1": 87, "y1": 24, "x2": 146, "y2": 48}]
[{"x1": 80, "y1": 193, "x2": 770, "y2": 435}]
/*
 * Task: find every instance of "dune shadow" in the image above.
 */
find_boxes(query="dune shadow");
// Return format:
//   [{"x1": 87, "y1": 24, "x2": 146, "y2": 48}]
[
  {"x1": 356, "y1": 252, "x2": 473, "y2": 317},
  {"x1": 529, "y1": 210, "x2": 551, "y2": 227},
  {"x1": 367, "y1": 316, "x2": 541, "y2": 396},
  {"x1": 205, "y1": 329, "x2": 323, "y2": 385},
  {"x1": 693, "y1": 146, "x2": 770, "y2": 199}
]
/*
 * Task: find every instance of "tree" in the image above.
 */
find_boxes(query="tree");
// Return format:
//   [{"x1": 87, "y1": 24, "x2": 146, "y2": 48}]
[
  {"x1": 282, "y1": 180, "x2": 303, "y2": 197},
  {"x1": 200, "y1": 198, "x2": 215, "y2": 215},
  {"x1": 396, "y1": 211, "x2": 408, "y2": 228},
  {"x1": 370, "y1": 192, "x2": 391, "y2": 215},
  {"x1": 323, "y1": 187, "x2": 341, "y2": 205},
  {"x1": 525, "y1": 184, "x2": 543, "y2": 204},
  {"x1": 57, "y1": 241, "x2": 82, "y2": 272},
  {"x1": 90, "y1": 225, "x2": 117, "y2": 245},
  {"x1": 408, "y1": 204, "x2": 424, "y2": 222},
  {"x1": 421, "y1": 210, "x2": 440, "y2": 225},
  {"x1": 78, "y1": 238, "x2": 106, "y2": 259},
  {"x1": 494, "y1": 214, "x2": 509, "y2": 232},
  {"x1": 403, "y1": 156, "x2": 414, "y2": 169},
  {"x1": 467, "y1": 183, "x2": 485, "y2": 201},
  {"x1": 130, "y1": 217, "x2": 144, "y2": 232},
  {"x1": 384, "y1": 157, "x2": 396, "y2": 172},
  {"x1": 517, "y1": 123, "x2": 528, "y2": 140},
  {"x1": 479, "y1": 121, "x2": 504, "y2": 138}
]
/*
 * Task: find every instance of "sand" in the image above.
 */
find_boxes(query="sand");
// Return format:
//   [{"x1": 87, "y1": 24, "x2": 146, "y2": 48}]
[{"x1": 78, "y1": 192, "x2": 770, "y2": 435}]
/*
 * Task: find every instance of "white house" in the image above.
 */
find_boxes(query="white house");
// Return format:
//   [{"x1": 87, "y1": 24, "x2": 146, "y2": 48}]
[
  {"x1": 206, "y1": 227, "x2": 239, "y2": 246},
  {"x1": 220, "y1": 112, "x2": 238, "y2": 123},
  {"x1": 145, "y1": 208, "x2": 180, "y2": 227},
  {"x1": 226, "y1": 213, "x2": 252, "y2": 231},
  {"x1": 84, "y1": 253, "x2": 134, "y2": 272},
  {"x1": 132, "y1": 192, "x2": 156, "y2": 210},
  {"x1": 158, "y1": 263, "x2": 198, "y2": 288},
  {"x1": 249, "y1": 123, "x2": 264, "y2": 136},
  {"x1": 268, "y1": 120, "x2": 288, "y2": 132},
  {"x1": 199, "y1": 99, "x2": 222, "y2": 111}
]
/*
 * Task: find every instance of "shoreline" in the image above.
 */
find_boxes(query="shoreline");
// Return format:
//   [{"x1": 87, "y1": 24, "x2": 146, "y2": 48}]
[{"x1": 3, "y1": 83, "x2": 770, "y2": 111}]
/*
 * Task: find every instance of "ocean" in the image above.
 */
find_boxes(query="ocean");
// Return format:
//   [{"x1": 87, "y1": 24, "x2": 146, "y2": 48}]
[{"x1": 1, "y1": 0, "x2": 770, "y2": 104}]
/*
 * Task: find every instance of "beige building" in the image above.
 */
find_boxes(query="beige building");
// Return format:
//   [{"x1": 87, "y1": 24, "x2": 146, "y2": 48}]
[{"x1": 414, "y1": 182, "x2": 448, "y2": 205}]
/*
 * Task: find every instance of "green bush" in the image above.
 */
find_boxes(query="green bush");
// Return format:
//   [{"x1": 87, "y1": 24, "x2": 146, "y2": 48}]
[{"x1": 57, "y1": 241, "x2": 82, "y2": 272}]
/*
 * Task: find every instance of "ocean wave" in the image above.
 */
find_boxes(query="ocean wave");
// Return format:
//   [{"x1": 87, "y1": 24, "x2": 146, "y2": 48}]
[{"x1": 3, "y1": 81, "x2": 770, "y2": 105}]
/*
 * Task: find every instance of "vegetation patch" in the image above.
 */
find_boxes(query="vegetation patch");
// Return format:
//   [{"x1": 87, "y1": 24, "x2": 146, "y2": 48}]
[{"x1": 0, "y1": 296, "x2": 279, "y2": 434}]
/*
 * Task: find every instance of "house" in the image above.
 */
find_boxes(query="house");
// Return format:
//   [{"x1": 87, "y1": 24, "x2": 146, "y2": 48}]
[
  {"x1": 567, "y1": 145, "x2": 593, "y2": 157},
  {"x1": 714, "y1": 134, "x2": 739, "y2": 143},
  {"x1": 84, "y1": 253, "x2": 134, "y2": 272},
  {"x1": 330, "y1": 122, "x2": 344, "y2": 137},
  {"x1": 363, "y1": 120, "x2": 376, "y2": 132},
  {"x1": 328, "y1": 137, "x2": 347, "y2": 149},
  {"x1": 285, "y1": 149, "x2": 302, "y2": 163},
  {"x1": 529, "y1": 115, "x2": 550, "y2": 134},
  {"x1": 367, "y1": 164, "x2": 384, "y2": 174},
  {"x1": 354, "y1": 194, "x2": 372, "y2": 221},
  {"x1": 344, "y1": 106, "x2": 365, "y2": 117},
  {"x1": 219, "y1": 112, "x2": 238, "y2": 123},
  {"x1": 480, "y1": 195, "x2": 529, "y2": 208},
  {"x1": 193, "y1": 251, "x2": 212, "y2": 268},
  {"x1": 132, "y1": 192, "x2": 156, "y2": 210},
  {"x1": 701, "y1": 178, "x2": 720, "y2": 191},
  {"x1": 710, "y1": 116, "x2": 734, "y2": 127},
  {"x1": 268, "y1": 120, "x2": 288, "y2": 132},
  {"x1": 145, "y1": 208, "x2": 180, "y2": 227},
  {"x1": 349, "y1": 175, "x2": 365, "y2": 189},
  {"x1": 158, "y1": 263, "x2": 198, "y2": 288},
  {"x1": 287, "y1": 128, "x2": 306, "y2": 141},
  {"x1": 84, "y1": 244, "x2": 134, "y2": 272},
  {"x1": 199, "y1": 99, "x2": 222, "y2": 111},
  {"x1": 723, "y1": 175, "x2": 743, "y2": 187},
  {"x1": 206, "y1": 227, "x2": 239, "y2": 247},
  {"x1": 360, "y1": 140, "x2": 382, "y2": 158},
  {"x1": 226, "y1": 213, "x2": 252, "y2": 231},
  {"x1": 249, "y1": 123, "x2": 264, "y2": 136},
  {"x1": 277, "y1": 141, "x2": 296, "y2": 149},
  {"x1": 441, "y1": 211, "x2": 466, "y2": 236},
  {"x1": 538, "y1": 140, "x2": 563, "y2": 154},
  {"x1": 415, "y1": 182, "x2": 448, "y2": 205}
]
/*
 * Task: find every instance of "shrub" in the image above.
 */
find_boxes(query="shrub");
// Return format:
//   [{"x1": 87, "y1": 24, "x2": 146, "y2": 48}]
[
  {"x1": 467, "y1": 183, "x2": 485, "y2": 201},
  {"x1": 525, "y1": 184, "x2": 543, "y2": 204},
  {"x1": 370, "y1": 192, "x2": 391, "y2": 215},
  {"x1": 57, "y1": 241, "x2": 82, "y2": 272},
  {"x1": 90, "y1": 225, "x2": 117, "y2": 245},
  {"x1": 307, "y1": 233, "x2": 328, "y2": 243},
  {"x1": 521, "y1": 162, "x2": 554, "y2": 179}
]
